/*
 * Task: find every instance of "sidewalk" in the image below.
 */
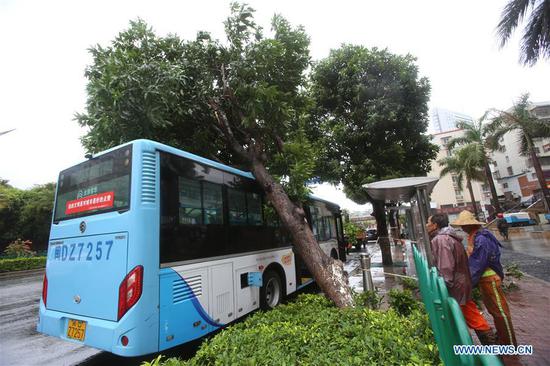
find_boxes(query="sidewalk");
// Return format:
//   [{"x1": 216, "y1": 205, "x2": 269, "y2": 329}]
[{"x1": 345, "y1": 241, "x2": 550, "y2": 366}]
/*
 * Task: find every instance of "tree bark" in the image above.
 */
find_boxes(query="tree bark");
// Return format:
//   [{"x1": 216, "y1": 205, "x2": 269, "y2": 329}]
[
  {"x1": 388, "y1": 207, "x2": 400, "y2": 244},
  {"x1": 483, "y1": 156, "x2": 502, "y2": 216},
  {"x1": 248, "y1": 157, "x2": 354, "y2": 308},
  {"x1": 372, "y1": 199, "x2": 393, "y2": 265},
  {"x1": 466, "y1": 179, "x2": 480, "y2": 219},
  {"x1": 529, "y1": 145, "x2": 550, "y2": 211}
]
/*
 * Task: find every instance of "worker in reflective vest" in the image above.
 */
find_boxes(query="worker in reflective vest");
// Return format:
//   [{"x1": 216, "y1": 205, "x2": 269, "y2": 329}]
[
  {"x1": 426, "y1": 213, "x2": 496, "y2": 345},
  {"x1": 452, "y1": 210, "x2": 518, "y2": 346}
]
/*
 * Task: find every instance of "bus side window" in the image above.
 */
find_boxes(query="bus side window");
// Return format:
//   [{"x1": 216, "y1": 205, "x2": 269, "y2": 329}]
[
  {"x1": 228, "y1": 188, "x2": 247, "y2": 225},
  {"x1": 203, "y1": 182, "x2": 223, "y2": 225},
  {"x1": 247, "y1": 192, "x2": 263, "y2": 226},
  {"x1": 178, "y1": 178, "x2": 202, "y2": 225}
]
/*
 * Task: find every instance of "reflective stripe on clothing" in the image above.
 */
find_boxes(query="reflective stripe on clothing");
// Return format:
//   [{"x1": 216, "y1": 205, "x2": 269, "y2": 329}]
[
  {"x1": 460, "y1": 299, "x2": 491, "y2": 331},
  {"x1": 479, "y1": 274, "x2": 517, "y2": 346},
  {"x1": 481, "y1": 269, "x2": 497, "y2": 278}
]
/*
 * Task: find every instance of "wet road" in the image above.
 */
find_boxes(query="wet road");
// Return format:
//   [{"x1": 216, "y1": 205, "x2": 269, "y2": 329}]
[
  {"x1": 0, "y1": 269, "x2": 100, "y2": 366},
  {"x1": 0, "y1": 269, "x2": 217, "y2": 366},
  {"x1": 498, "y1": 227, "x2": 550, "y2": 259}
]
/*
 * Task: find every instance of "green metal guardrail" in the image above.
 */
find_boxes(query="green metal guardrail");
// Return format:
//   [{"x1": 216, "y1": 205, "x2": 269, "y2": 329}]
[{"x1": 412, "y1": 245, "x2": 502, "y2": 366}]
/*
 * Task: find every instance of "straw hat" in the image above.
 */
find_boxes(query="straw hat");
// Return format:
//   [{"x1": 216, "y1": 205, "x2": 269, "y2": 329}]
[{"x1": 451, "y1": 210, "x2": 485, "y2": 226}]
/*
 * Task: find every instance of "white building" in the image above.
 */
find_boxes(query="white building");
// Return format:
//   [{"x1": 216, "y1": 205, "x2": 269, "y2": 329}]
[
  {"x1": 491, "y1": 101, "x2": 550, "y2": 203},
  {"x1": 429, "y1": 129, "x2": 496, "y2": 222},
  {"x1": 430, "y1": 108, "x2": 474, "y2": 134}
]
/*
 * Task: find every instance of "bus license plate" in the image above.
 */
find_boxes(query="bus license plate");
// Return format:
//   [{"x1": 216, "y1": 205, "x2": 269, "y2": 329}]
[{"x1": 67, "y1": 319, "x2": 87, "y2": 341}]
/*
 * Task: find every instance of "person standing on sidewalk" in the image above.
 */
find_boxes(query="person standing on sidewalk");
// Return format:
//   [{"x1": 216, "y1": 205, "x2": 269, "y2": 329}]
[
  {"x1": 452, "y1": 210, "x2": 518, "y2": 347},
  {"x1": 426, "y1": 213, "x2": 497, "y2": 345},
  {"x1": 496, "y1": 213, "x2": 509, "y2": 240}
]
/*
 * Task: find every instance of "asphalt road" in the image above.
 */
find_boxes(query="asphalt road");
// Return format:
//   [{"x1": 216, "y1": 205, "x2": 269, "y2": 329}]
[
  {"x1": 0, "y1": 269, "x2": 100, "y2": 366},
  {"x1": 0, "y1": 269, "x2": 205, "y2": 366}
]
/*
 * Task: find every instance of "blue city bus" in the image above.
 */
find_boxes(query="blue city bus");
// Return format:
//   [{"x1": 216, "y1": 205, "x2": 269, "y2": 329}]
[{"x1": 37, "y1": 139, "x2": 345, "y2": 356}]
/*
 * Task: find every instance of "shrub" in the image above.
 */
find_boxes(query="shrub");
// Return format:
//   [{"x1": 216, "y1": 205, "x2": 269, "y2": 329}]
[
  {"x1": 354, "y1": 290, "x2": 382, "y2": 310},
  {"x1": 503, "y1": 263, "x2": 524, "y2": 293},
  {"x1": 401, "y1": 277, "x2": 419, "y2": 291},
  {"x1": 3, "y1": 239, "x2": 36, "y2": 258},
  {"x1": 388, "y1": 288, "x2": 418, "y2": 317},
  {"x1": 0, "y1": 256, "x2": 46, "y2": 272},
  {"x1": 152, "y1": 293, "x2": 440, "y2": 366}
]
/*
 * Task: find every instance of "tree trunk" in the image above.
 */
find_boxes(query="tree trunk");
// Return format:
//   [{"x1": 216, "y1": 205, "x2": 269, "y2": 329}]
[
  {"x1": 483, "y1": 156, "x2": 502, "y2": 216},
  {"x1": 530, "y1": 146, "x2": 550, "y2": 211},
  {"x1": 388, "y1": 207, "x2": 400, "y2": 244},
  {"x1": 466, "y1": 179, "x2": 480, "y2": 219},
  {"x1": 249, "y1": 157, "x2": 354, "y2": 308},
  {"x1": 372, "y1": 199, "x2": 393, "y2": 265}
]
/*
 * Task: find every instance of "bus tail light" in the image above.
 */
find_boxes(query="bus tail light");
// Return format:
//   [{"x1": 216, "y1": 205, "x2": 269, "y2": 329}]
[
  {"x1": 42, "y1": 274, "x2": 48, "y2": 306},
  {"x1": 118, "y1": 265, "x2": 143, "y2": 321}
]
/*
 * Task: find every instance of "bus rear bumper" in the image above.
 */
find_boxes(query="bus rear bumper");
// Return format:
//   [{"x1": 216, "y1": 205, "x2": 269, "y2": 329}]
[{"x1": 37, "y1": 302, "x2": 158, "y2": 357}]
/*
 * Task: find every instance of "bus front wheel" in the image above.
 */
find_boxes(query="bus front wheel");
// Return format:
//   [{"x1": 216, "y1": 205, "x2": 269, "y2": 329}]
[{"x1": 260, "y1": 270, "x2": 283, "y2": 310}]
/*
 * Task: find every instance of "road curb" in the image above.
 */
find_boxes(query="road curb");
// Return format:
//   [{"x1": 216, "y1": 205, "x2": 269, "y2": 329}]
[{"x1": 0, "y1": 267, "x2": 45, "y2": 279}]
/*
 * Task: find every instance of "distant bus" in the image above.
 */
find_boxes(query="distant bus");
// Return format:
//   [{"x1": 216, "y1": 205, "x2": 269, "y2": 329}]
[
  {"x1": 504, "y1": 212, "x2": 536, "y2": 226},
  {"x1": 37, "y1": 139, "x2": 345, "y2": 356}
]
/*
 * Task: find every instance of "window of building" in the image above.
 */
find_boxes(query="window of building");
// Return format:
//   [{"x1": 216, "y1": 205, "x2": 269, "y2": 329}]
[
  {"x1": 505, "y1": 156, "x2": 510, "y2": 163},
  {"x1": 543, "y1": 144, "x2": 550, "y2": 153},
  {"x1": 502, "y1": 183, "x2": 509, "y2": 189},
  {"x1": 441, "y1": 137, "x2": 450, "y2": 145},
  {"x1": 507, "y1": 167, "x2": 513, "y2": 176},
  {"x1": 494, "y1": 171, "x2": 501, "y2": 179},
  {"x1": 534, "y1": 147, "x2": 541, "y2": 154}
]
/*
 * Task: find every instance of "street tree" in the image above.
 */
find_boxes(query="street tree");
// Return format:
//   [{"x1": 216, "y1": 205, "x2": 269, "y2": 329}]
[
  {"x1": 77, "y1": 5, "x2": 353, "y2": 307},
  {"x1": 439, "y1": 144, "x2": 486, "y2": 219},
  {"x1": 446, "y1": 114, "x2": 503, "y2": 216},
  {"x1": 0, "y1": 181, "x2": 55, "y2": 252},
  {"x1": 487, "y1": 94, "x2": 550, "y2": 210},
  {"x1": 310, "y1": 45, "x2": 438, "y2": 265},
  {"x1": 496, "y1": 0, "x2": 550, "y2": 66}
]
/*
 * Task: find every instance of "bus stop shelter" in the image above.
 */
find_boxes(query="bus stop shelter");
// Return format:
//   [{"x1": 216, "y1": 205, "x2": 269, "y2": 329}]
[{"x1": 364, "y1": 176, "x2": 439, "y2": 266}]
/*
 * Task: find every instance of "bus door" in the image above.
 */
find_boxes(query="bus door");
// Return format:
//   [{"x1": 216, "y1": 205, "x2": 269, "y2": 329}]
[{"x1": 293, "y1": 247, "x2": 312, "y2": 287}]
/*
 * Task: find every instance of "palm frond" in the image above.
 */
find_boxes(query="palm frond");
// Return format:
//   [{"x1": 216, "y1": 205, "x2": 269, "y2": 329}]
[
  {"x1": 526, "y1": 117, "x2": 550, "y2": 138},
  {"x1": 496, "y1": 0, "x2": 534, "y2": 47},
  {"x1": 520, "y1": 0, "x2": 550, "y2": 65},
  {"x1": 446, "y1": 136, "x2": 470, "y2": 151},
  {"x1": 519, "y1": 133, "x2": 529, "y2": 156}
]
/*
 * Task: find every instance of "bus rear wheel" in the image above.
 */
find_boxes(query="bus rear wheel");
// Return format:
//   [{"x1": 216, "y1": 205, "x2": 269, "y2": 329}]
[{"x1": 260, "y1": 270, "x2": 283, "y2": 310}]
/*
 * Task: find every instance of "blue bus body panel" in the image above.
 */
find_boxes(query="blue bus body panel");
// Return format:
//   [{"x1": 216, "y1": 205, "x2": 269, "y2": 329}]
[
  {"x1": 47, "y1": 232, "x2": 129, "y2": 321},
  {"x1": 159, "y1": 268, "x2": 222, "y2": 351},
  {"x1": 38, "y1": 140, "x2": 161, "y2": 356}
]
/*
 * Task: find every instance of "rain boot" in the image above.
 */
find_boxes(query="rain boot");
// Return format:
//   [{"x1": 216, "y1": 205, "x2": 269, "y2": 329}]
[{"x1": 475, "y1": 329, "x2": 498, "y2": 345}]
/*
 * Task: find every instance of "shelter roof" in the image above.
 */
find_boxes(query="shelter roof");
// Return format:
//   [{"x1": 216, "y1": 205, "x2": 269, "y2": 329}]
[{"x1": 363, "y1": 177, "x2": 439, "y2": 202}]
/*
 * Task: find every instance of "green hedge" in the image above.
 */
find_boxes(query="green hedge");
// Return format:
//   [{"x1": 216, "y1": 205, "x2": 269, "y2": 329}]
[
  {"x1": 0, "y1": 256, "x2": 46, "y2": 272},
  {"x1": 152, "y1": 293, "x2": 441, "y2": 366}
]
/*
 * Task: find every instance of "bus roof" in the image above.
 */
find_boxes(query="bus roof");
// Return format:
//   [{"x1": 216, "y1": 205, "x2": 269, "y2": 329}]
[{"x1": 92, "y1": 139, "x2": 340, "y2": 209}]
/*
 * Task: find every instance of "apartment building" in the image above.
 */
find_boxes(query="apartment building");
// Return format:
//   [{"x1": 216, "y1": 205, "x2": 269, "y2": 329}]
[
  {"x1": 491, "y1": 101, "x2": 550, "y2": 203},
  {"x1": 429, "y1": 128, "x2": 496, "y2": 222}
]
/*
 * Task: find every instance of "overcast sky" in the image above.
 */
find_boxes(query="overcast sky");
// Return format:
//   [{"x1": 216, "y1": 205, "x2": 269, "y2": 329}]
[{"x1": 0, "y1": 0, "x2": 548, "y2": 211}]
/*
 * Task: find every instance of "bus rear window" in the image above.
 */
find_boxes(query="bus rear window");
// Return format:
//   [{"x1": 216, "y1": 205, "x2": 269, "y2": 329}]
[{"x1": 54, "y1": 146, "x2": 132, "y2": 222}]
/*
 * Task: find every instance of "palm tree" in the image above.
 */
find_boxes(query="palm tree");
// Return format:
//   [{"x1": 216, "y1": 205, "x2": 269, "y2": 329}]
[
  {"x1": 487, "y1": 94, "x2": 550, "y2": 210},
  {"x1": 439, "y1": 144, "x2": 486, "y2": 219},
  {"x1": 446, "y1": 115, "x2": 502, "y2": 217},
  {"x1": 496, "y1": 0, "x2": 550, "y2": 66}
]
